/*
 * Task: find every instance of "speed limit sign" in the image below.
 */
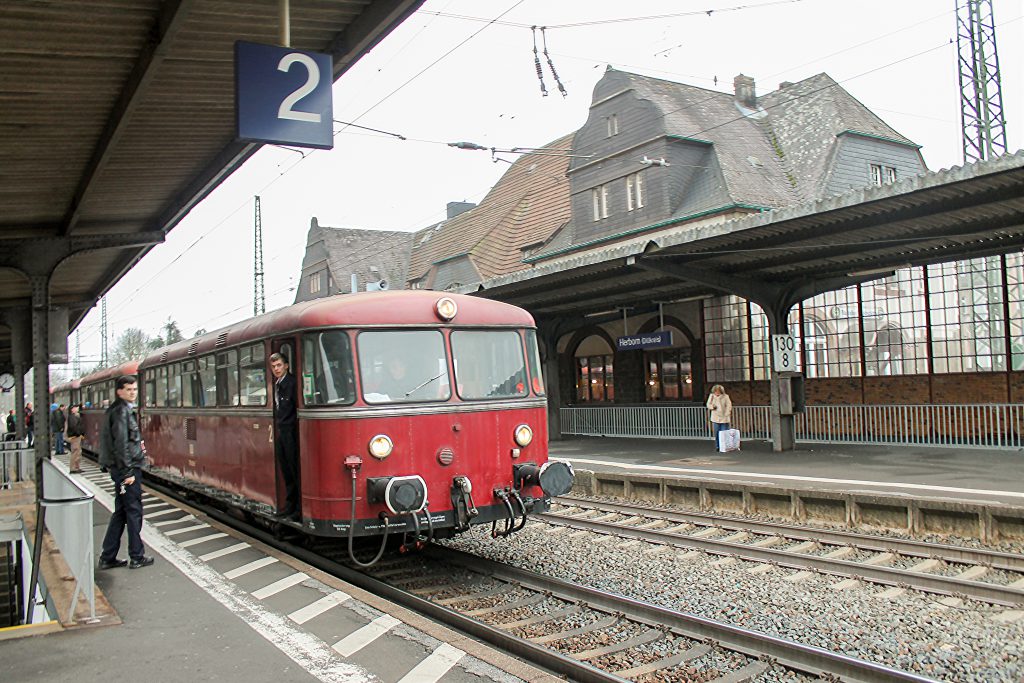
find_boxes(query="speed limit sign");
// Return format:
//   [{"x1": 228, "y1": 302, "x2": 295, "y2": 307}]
[{"x1": 771, "y1": 334, "x2": 798, "y2": 372}]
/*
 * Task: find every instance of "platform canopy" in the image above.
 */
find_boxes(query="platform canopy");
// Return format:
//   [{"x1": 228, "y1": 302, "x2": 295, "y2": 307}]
[
  {"x1": 472, "y1": 151, "x2": 1024, "y2": 321},
  {"x1": 0, "y1": 0, "x2": 423, "y2": 370}
]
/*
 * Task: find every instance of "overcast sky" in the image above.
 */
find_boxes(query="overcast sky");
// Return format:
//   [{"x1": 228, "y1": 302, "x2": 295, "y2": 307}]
[{"x1": 66, "y1": 0, "x2": 1023, "y2": 372}]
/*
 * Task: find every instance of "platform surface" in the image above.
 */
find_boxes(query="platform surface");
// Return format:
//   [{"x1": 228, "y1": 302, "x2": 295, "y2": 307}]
[{"x1": 549, "y1": 435, "x2": 1024, "y2": 506}]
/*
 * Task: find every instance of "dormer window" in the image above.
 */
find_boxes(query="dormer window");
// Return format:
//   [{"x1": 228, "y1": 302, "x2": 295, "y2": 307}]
[
  {"x1": 626, "y1": 172, "x2": 644, "y2": 210},
  {"x1": 309, "y1": 270, "x2": 324, "y2": 294},
  {"x1": 592, "y1": 184, "x2": 609, "y2": 221},
  {"x1": 606, "y1": 114, "x2": 619, "y2": 137},
  {"x1": 870, "y1": 164, "x2": 897, "y2": 186}
]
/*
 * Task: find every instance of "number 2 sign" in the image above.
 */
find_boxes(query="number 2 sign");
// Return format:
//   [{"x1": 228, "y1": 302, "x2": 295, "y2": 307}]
[{"x1": 235, "y1": 41, "x2": 334, "y2": 150}]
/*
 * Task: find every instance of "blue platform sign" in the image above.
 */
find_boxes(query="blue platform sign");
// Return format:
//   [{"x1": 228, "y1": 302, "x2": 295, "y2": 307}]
[
  {"x1": 616, "y1": 330, "x2": 673, "y2": 351},
  {"x1": 235, "y1": 41, "x2": 334, "y2": 150}
]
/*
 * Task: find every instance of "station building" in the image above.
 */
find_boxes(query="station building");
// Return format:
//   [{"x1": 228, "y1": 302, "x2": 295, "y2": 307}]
[{"x1": 295, "y1": 68, "x2": 1024, "y2": 443}]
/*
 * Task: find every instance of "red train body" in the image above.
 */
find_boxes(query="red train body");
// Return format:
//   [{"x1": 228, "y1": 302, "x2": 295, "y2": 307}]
[{"x1": 59, "y1": 292, "x2": 572, "y2": 551}]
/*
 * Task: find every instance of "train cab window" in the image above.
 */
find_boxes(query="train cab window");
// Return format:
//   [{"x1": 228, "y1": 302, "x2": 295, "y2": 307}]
[
  {"x1": 216, "y1": 350, "x2": 239, "y2": 406},
  {"x1": 198, "y1": 356, "x2": 217, "y2": 407},
  {"x1": 452, "y1": 330, "x2": 528, "y2": 400},
  {"x1": 239, "y1": 342, "x2": 267, "y2": 406},
  {"x1": 525, "y1": 329, "x2": 546, "y2": 396},
  {"x1": 302, "y1": 331, "x2": 355, "y2": 406},
  {"x1": 357, "y1": 330, "x2": 450, "y2": 404},
  {"x1": 167, "y1": 364, "x2": 181, "y2": 407}
]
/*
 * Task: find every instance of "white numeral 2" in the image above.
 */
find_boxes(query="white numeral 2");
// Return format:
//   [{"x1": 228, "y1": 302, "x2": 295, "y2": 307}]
[{"x1": 277, "y1": 53, "x2": 321, "y2": 123}]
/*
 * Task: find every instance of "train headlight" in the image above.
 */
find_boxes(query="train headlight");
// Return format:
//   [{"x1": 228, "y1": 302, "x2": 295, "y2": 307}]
[
  {"x1": 368, "y1": 434, "x2": 394, "y2": 459},
  {"x1": 435, "y1": 297, "x2": 458, "y2": 321},
  {"x1": 513, "y1": 424, "x2": 533, "y2": 447}
]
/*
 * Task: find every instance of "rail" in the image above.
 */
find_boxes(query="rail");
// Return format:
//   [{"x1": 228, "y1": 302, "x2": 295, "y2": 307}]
[
  {"x1": 561, "y1": 403, "x2": 1024, "y2": 450},
  {"x1": 36, "y1": 460, "x2": 96, "y2": 622},
  {"x1": 1, "y1": 441, "x2": 33, "y2": 487}
]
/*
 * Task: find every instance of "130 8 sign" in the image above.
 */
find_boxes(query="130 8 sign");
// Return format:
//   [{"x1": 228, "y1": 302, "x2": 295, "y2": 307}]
[
  {"x1": 235, "y1": 41, "x2": 334, "y2": 150},
  {"x1": 771, "y1": 334, "x2": 798, "y2": 372}
]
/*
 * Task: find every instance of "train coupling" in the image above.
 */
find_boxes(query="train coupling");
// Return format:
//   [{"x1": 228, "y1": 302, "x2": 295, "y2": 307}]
[
  {"x1": 451, "y1": 476, "x2": 479, "y2": 531},
  {"x1": 513, "y1": 460, "x2": 575, "y2": 497}
]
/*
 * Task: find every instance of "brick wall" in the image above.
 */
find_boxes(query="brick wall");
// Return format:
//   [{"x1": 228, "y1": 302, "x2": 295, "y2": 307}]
[
  {"x1": 931, "y1": 373, "x2": 1010, "y2": 404},
  {"x1": 614, "y1": 350, "x2": 645, "y2": 403}
]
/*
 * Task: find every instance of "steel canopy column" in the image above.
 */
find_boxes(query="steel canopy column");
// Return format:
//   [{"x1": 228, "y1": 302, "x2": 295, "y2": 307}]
[
  {"x1": 764, "y1": 303, "x2": 795, "y2": 452},
  {"x1": 29, "y1": 274, "x2": 52, "y2": 490},
  {"x1": 538, "y1": 323, "x2": 563, "y2": 441}
]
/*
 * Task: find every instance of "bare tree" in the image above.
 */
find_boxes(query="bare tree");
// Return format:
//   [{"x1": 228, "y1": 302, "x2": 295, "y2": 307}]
[{"x1": 111, "y1": 327, "x2": 152, "y2": 364}]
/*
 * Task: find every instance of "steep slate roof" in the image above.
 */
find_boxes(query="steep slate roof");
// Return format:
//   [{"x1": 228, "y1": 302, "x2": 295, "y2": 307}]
[
  {"x1": 406, "y1": 134, "x2": 572, "y2": 286},
  {"x1": 759, "y1": 72, "x2": 920, "y2": 201},
  {"x1": 300, "y1": 218, "x2": 413, "y2": 298},
  {"x1": 622, "y1": 71, "x2": 801, "y2": 211}
]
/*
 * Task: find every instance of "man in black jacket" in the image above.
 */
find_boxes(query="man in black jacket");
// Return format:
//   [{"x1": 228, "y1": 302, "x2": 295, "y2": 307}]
[
  {"x1": 52, "y1": 403, "x2": 66, "y2": 455},
  {"x1": 270, "y1": 352, "x2": 300, "y2": 520},
  {"x1": 97, "y1": 376, "x2": 153, "y2": 569}
]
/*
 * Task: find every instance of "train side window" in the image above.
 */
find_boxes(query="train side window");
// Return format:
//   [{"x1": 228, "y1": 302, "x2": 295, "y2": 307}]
[
  {"x1": 181, "y1": 360, "x2": 199, "y2": 407},
  {"x1": 144, "y1": 374, "x2": 157, "y2": 407},
  {"x1": 216, "y1": 350, "x2": 239, "y2": 406},
  {"x1": 198, "y1": 355, "x2": 217, "y2": 407},
  {"x1": 239, "y1": 342, "x2": 267, "y2": 406},
  {"x1": 167, "y1": 364, "x2": 181, "y2": 407},
  {"x1": 155, "y1": 366, "x2": 168, "y2": 407},
  {"x1": 525, "y1": 329, "x2": 546, "y2": 396},
  {"x1": 452, "y1": 330, "x2": 528, "y2": 400},
  {"x1": 302, "y1": 331, "x2": 355, "y2": 406}
]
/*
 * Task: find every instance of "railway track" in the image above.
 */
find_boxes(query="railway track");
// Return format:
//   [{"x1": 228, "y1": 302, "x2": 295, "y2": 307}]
[
  {"x1": 129, "y1": 464, "x2": 937, "y2": 682},
  {"x1": 541, "y1": 496, "x2": 1024, "y2": 607}
]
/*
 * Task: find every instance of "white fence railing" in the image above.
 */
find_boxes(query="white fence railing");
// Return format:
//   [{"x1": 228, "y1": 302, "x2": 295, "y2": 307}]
[{"x1": 561, "y1": 403, "x2": 1024, "y2": 450}]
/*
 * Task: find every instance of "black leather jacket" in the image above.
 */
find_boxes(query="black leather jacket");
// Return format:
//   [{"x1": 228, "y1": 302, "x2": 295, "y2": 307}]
[{"x1": 99, "y1": 400, "x2": 144, "y2": 472}]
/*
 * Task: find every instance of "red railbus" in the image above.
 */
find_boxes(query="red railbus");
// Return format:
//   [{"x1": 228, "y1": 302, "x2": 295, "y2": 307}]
[{"x1": 110, "y1": 291, "x2": 572, "y2": 557}]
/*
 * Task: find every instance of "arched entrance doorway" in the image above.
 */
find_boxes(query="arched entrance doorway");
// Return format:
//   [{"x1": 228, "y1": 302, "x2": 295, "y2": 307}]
[{"x1": 637, "y1": 317, "x2": 698, "y2": 401}]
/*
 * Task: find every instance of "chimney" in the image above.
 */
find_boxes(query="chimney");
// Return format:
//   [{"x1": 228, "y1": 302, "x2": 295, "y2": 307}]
[
  {"x1": 734, "y1": 74, "x2": 756, "y2": 109},
  {"x1": 446, "y1": 201, "x2": 476, "y2": 219},
  {"x1": 779, "y1": 81, "x2": 793, "y2": 90}
]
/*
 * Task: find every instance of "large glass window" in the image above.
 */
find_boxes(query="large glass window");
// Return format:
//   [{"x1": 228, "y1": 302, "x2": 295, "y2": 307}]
[
  {"x1": 216, "y1": 350, "x2": 239, "y2": 406},
  {"x1": 801, "y1": 286, "x2": 861, "y2": 378},
  {"x1": 928, "y1": 256, "x2": 1006, "y2": 373},
  {"x1": 704, "y1": 296, "x2": 749, "y2": 382},
  {"x1": 861, "y1": 268, "x2": 928, "y2": 375},
  {"x1": 239, "y1": 343, "x2": 266, "y2": 406},
  {"x1": 525, "y1": 329, "x2": 545, "y2": 396},
  {"x1": 181, "y1": 360, "x2": 201, "y2": 407},
  {"x1": 302, "y1": 331, "x2": 355, "y2": 406},
  {"x1": 452, "y1": 330, "x2": 527, "y2": 400},
  {"x1": 1009, "y1": 252, "x2": 1024, "y2": 371},
  {"x1": 358, "y1": 330, "x2": 450, "y2": 404},
  {"x1": 645, "y1": 349, "x2": 692, "y2": 401}
]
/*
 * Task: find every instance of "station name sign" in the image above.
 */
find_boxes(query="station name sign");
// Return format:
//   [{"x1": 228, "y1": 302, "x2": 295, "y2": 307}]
[
  {"x1": 235, "y1": 41, "x2": 334, "y2": 150},
  {"x1": 616, "y1": 330, "x2": 673, "y2": 350}
]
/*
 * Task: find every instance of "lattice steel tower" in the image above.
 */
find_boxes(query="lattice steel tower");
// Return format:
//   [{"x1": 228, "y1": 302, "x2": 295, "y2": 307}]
[
  {"x1": 100, "y1": 296, "x2": 109, "y2": 367},
  {"x1": 956, "y1": 0, "x2": 1007, "y2": 163},
  {"x1": 253, "y1": 195, "x2": 266, "y2": 316}
]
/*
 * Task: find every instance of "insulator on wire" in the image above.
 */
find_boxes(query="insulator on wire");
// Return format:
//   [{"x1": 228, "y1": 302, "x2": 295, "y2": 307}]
[
  {"x1": 541, "y1": 27, "x2": 568, "y2": 98},
  {"x1": 531, "y1": 26, "x2": 548, "y2": 96}
]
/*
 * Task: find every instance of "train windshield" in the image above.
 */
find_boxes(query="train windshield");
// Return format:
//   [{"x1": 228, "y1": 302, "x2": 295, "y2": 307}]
[
  {"x1": 451, "y1": 330, "x2": 528, "y2": 400},
  {"x1": 358, "y1": 330, "x2": 451, "y2": 404}
]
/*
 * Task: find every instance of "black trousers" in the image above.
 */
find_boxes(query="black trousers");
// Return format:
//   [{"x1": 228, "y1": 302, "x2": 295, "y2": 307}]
[
  {"x1": 100, "y1": 467, "x2": 145, "y2": 562},
  {"x1": 275, "y1": 424, "x2": 300, "y2": 515}
]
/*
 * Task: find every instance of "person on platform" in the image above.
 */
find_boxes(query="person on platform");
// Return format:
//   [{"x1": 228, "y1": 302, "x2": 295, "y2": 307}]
[
  {"x1": 5, "y1": 410, "x2": 14, "y2": 437},
  {"x1": 706, "y1": 384, "x2": 733, "y2": 450},
  {"x1": 66, "y1": 404, "x2": 85, "y2": 473},
  {"x1": 269, "y1": 352, "x2": 300, "y2": 521},
  {"x1": 97, "y1": 376, "x2": 153, "y2": 570},
  {"x1": 25, "y1": 403, "x2": 33, "y2": 447},
  {"x1": 52, "y1": 403, "x2": 66, "y2": 455}
]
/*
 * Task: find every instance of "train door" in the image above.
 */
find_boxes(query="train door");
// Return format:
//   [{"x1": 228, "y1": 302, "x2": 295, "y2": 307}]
[{"x1": 270, "y1": 338, "x2": 300, "y2": 514}]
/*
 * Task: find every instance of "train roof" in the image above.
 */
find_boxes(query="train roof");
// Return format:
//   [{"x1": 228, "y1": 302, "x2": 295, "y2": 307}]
[
  {"x1": 140, "y1": 291, "x2": 536, "y2": 368},
  {"x1": 78, "y1": 360, "x2": 140, "y2": 387}
]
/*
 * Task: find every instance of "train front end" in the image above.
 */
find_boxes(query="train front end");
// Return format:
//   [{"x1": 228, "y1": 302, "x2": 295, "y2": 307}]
[{"x1": 298, "y1": 293, "x2": 573, "y2": 556}]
